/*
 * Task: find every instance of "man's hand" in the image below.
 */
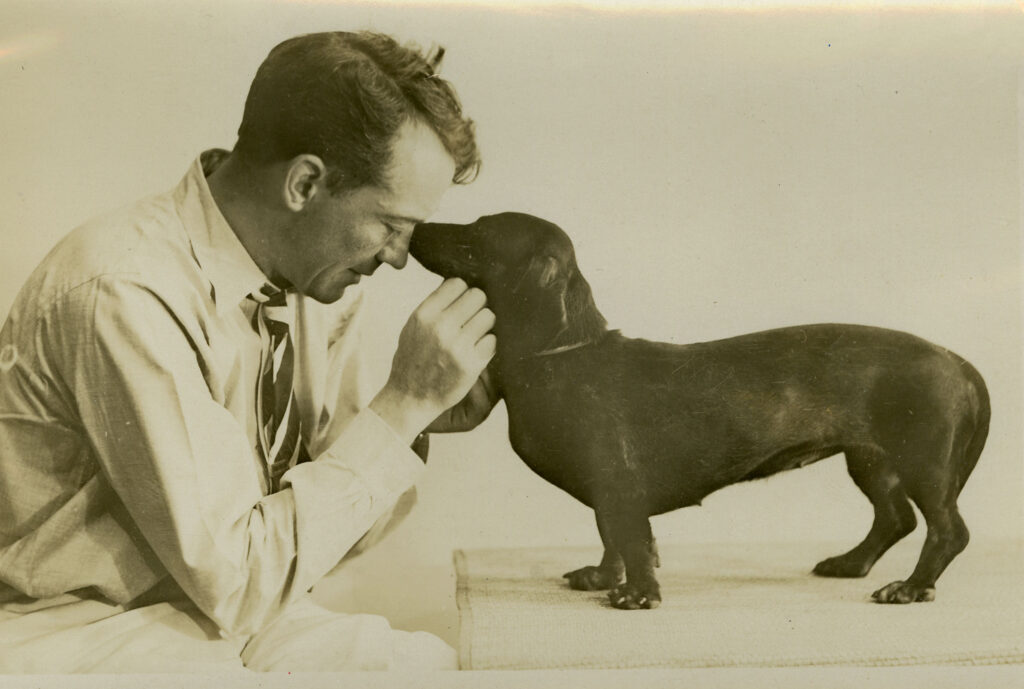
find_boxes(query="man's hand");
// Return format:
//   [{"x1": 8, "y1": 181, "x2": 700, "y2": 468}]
[
  {"x1": 426, "y1": 368, "x2": 500, "y2": 433},
  {"x1": 369, "y1": 278, "x2": 496, "y2": 444}
]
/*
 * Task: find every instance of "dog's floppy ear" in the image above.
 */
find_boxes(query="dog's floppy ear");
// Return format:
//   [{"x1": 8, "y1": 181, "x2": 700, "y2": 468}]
[
  {"x1": 512, "y1": 255, "x2": 564, "y2": 295},
  {"x1": 532, "y1": 255, "x2": 563, "y2": 288},
  {"x1": 509, "y1": 255, "x2": 569, "y2": 337},
  {"x1": 508, "y1": 248, "x2": 608, "y2": 355}
]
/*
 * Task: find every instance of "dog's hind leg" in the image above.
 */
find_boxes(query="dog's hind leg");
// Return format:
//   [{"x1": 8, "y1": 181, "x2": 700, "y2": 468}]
[
  {"x1": 868, "y1": 359, "x2": 988, "y2": 603},
  {"x1": 871, "y1": 460, "x2": 971, "y2": 602},
  {"x1": 872, "y1": 498, "x2": 968, "y2": 603},
  {"x1": 563, "y1": 511, "x2": 625, "y2": 591},
  {"x1": 814, "y1": 448, "x2": 917, "y2": 578},
  {"x1": 872, "y1": 397, "x2": 983, "y2": 601}
]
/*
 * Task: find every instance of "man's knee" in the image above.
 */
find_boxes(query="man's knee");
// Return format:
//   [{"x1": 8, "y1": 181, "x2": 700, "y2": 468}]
[
  {"x1": 241, "y1": 596, "x2": 455, "y2": 671},
  {"x1": 392, "y1": 629, "x2": 458, "y2": 670}
]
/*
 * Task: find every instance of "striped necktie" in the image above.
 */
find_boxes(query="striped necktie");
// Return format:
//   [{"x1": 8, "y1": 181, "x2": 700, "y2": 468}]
[{"x1": 248, "y1": 284, "x2": 311, "y2": 492}]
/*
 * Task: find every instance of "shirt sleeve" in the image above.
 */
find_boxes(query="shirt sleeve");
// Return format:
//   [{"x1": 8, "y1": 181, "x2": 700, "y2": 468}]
[
  {"x1": 57, "y1": 276, "x2": 425, "y2": 637},
  {"x1": 298, "y1": 292, "x2": 422, "y2": 560}
]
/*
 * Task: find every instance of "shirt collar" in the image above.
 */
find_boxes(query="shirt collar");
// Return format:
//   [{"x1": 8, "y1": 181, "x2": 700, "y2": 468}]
[{"x1": 173, "y1": 149, "x2": 271, "y2": 316}]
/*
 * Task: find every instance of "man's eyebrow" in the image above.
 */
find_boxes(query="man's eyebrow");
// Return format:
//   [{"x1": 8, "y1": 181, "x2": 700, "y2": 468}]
[{"x1": 382, "y1": 214, "x2": 424, "y2": 226}]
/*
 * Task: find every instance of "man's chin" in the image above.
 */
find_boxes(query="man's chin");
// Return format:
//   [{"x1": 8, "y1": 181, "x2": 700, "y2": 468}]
[
  {"x1": 305, "y1": 273, "x2": 360, "y2": 304},
  {"x1": 307, "y1": 286, "x2": 348, "y2": 304}
]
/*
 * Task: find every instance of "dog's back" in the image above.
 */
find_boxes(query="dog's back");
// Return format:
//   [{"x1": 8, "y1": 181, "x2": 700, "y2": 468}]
[{"x1": 500, "y1": 323, "x2": 987, "y2": 516}]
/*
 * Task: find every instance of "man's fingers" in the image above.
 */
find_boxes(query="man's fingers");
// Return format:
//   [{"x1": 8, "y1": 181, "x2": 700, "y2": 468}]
[
  {"x1": 425, "y1": 374, "x2": 499, "y2": 433},
  {"x1": 462, "y1": 307, "x2": 496, "y2": 341},
  {"x1": 444, "y1": 285, "x2": 488, "y2": 326},
  {"x1": 475, "y1": 333, "x2": 497, "y2": 359},
  {"x1": 417, "y1": 277, "x2": 470, "y2": 316},
  {"x1": 478, "y1": 367, "x2": 500, "y2": 405}
]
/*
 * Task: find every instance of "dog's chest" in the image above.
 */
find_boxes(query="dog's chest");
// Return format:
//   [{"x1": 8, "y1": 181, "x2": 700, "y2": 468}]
[
  {"x1": 499, "y1": 359, "x2": 606, "y2": 492},
  {"x1": 503, "y1": 360, "x2": 576, "y2": 452}
]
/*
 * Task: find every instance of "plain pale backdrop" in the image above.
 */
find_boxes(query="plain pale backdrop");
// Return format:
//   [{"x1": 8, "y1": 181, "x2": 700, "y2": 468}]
[{"x1": 2, "y1": 0, "x2": 1022, "y2": 649}]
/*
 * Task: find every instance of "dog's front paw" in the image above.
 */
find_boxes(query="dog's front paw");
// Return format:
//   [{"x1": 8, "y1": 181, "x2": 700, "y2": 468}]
[
  {"x1": 608, "y1": 582, "x2": 661, "y2": 610},
  {"x1": 563, "y1": 565, "x2": 622, "y2": 591},
  {"x1": 871, "y1": 580, "x2": 936, "y2": 604},
  {"x1": 813, "y1": 553, "x2": 872, "y2": 578}
]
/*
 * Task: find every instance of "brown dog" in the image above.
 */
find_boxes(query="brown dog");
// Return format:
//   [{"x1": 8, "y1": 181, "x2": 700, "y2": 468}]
[{"x1": 410, "y1": 212, "x2": 990, "y2": 610}]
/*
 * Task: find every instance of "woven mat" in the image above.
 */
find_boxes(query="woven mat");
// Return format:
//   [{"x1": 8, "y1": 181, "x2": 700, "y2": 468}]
[{"x1": 453, "y1": 540, "x2": 1024, "y2": 670}]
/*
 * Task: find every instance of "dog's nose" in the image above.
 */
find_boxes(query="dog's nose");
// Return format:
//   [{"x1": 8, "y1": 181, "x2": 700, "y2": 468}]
[
  {"x1": 411, "y1": 222, "x2": 464, "y2": 240},
  {"x1": 409, "y1": 222, "x2": 467, "y2": 263}
]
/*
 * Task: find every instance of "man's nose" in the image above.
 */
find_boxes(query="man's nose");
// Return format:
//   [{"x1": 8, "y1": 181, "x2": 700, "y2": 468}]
[{"x1": 377, "y1": 230, "x2": 411, "y2": 270}]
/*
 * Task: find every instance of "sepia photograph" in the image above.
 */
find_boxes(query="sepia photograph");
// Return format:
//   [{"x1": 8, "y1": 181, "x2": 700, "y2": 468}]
[{"x1": 1, "y1": 0, "x2": 1022, "y2": 686}]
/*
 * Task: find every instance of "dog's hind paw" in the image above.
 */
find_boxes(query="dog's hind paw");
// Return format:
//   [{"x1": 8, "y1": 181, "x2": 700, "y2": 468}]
[
  {"x1": 563, "y1": 565, "x2": 622, "y2": 591},
  {"x1": 608, "y1": 582, "x2": 661, "y2": 610},
  {"x1": 871, "y1": 580, "x2": 936, "y2": 604}
]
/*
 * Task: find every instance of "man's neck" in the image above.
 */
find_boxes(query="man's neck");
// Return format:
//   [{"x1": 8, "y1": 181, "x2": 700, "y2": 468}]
[{"x1": 206, "y1": 153, "x2": 284, "y2": 285}]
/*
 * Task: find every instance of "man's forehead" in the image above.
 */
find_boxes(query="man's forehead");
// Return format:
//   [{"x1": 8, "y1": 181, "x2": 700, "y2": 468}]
[
  {"x1": 373, "y1": 181, "x2": 445, "y2": 225},
  {"x1": 387, "y1": 122, "x2": 455, "y2": 194},
  {"x1": 372, "y1": 192, "x2": 432, "y2": 225}
]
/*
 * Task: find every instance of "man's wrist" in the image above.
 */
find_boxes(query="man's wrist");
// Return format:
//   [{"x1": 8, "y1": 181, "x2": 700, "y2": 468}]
[{"x1": 368, "y1": 387, "x2": 435, "y2": 445}]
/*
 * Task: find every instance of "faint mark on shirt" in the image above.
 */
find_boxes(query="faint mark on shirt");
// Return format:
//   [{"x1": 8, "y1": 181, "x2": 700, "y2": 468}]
[{"x1": 0, "y1": 344, "x2": 17, "y2": 372}]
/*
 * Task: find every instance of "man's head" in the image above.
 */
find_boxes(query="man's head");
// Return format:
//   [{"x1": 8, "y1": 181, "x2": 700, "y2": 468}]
[
  {"x1": 224, "y1": 31, "x2": 480, "y2": 303},
  {"x1": 234, "y1": 31, "x2": 478, "y2": 192}
]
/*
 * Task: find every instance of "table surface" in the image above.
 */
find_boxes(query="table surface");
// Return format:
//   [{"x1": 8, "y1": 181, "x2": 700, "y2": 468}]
[{"x1": 453, "y1": 539, "x2": 1024, "y2": 670}]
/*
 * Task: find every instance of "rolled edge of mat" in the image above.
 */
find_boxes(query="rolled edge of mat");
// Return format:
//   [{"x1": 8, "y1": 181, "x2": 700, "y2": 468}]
[{"x1": 452, "y1": 549, "x2": 473, "y2": 671}]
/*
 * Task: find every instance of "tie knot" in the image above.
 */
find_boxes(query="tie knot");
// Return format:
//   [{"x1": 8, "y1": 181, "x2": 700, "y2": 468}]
[
  {"x1": 248, "y1": 283, "x2": 288, "y2": 307},
  {"x1": 248, "y1": 283, "x2": 292, "y2": 335}
]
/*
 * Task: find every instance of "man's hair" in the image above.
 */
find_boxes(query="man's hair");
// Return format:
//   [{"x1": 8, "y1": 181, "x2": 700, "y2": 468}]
[{"x1": 234, "y1": 31, "x2": 480, "y2": 193}]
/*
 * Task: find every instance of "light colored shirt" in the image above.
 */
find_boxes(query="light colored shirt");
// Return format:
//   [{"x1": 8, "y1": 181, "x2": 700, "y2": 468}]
[{"x1": 0, "y1": 151, "x2": 425, "y2": 637}]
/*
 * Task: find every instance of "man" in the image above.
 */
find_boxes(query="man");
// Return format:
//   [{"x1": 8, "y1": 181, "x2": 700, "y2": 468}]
[{"x1": 0, "y1": 31, "x2": 495, "y2": 672}]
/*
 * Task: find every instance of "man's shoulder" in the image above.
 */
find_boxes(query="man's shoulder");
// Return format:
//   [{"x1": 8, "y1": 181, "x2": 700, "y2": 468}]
[
  {"x1": 1, "y1": 185, "x2": 219, "y2": 364},
  {"x1": 69, "y1": 189, "x2": 191, "y2": 272},
  {"x1": 29, "y1": 190, "x2": 200, "y2": 306}
]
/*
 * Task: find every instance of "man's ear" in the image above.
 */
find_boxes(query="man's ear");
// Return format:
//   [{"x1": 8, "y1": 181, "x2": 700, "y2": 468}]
[{"x1": 283, "y1": 154, "x2": 327, "y2": 211}]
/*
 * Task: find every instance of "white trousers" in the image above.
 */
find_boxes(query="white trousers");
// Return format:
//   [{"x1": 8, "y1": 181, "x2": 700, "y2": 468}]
[
  {"x1": 0, "y1": 488, "x2": 450, "y2": 672},
  {"x1": 0, "y1": 592, "x2": 456, "y2": 673}
]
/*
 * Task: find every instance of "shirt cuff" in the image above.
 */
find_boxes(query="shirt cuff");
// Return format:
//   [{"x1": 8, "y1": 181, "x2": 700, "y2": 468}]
[
  {"x1": 282, "y1": 407, "x2": 426, "y2": 592},
  {"x1": 321, "y1": 407, "x2": 426, "y2": 495}
]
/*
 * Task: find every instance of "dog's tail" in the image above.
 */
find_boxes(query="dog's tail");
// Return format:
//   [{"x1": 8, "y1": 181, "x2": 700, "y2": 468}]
[{"x1": 955, "y1": 355, "x2": 991, "y2": 496}]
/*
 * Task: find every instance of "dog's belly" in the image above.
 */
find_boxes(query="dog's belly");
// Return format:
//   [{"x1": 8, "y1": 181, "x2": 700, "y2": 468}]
[
  {"x1": 505, "y1": 390, "x2": 848, "y2": 514},
  {"x1": 500, "y1": 324, "x2": 980, "y2": 516}
]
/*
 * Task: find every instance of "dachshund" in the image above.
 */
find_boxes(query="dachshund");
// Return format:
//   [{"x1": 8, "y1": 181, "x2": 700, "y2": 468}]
[{"x1": 409, "y1": 212, "x2": 990, "y2": 610}]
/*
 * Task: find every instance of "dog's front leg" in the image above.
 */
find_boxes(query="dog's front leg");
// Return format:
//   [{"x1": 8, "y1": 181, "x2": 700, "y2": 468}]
[
  {"x1": 599, "y1": 508, "x2": 661, "y2": 610},
  {"x1": 563, "y1": 511, "x2": 625, "y2": 591}
]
